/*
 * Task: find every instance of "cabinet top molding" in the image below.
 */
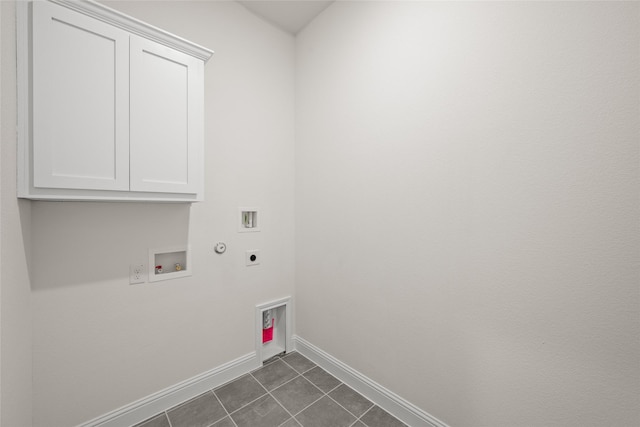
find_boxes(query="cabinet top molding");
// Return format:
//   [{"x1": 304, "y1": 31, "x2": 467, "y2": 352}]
[{"x1": 47, "y1": 0, "x2": 214, "y2": 62}]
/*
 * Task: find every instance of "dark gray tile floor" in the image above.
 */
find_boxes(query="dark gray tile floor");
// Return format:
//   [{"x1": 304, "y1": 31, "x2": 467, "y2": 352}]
[{"x1": 133, "y1": 352, "x2": 407, "y2": 427}]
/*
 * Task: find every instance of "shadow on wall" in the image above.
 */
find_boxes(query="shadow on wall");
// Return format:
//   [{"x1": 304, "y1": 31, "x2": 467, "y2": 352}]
[
  {"x1": 18, "y1": 199, "x2": 34, "y2": 287},
  {"x1": 29, "y1": 201, "x2": 191, "y2": 291}
]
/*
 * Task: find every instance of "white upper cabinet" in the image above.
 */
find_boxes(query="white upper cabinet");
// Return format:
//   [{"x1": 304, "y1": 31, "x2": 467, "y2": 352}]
[
  {"x1": 32, "y1": 1, "x2": 130, "y2": 192},
  {"x1": 130, "y1": 36, "x2": 203, "y2": 195},
  {"x1": 17, "y1": 0, "x2": 213, "y2": 201}
]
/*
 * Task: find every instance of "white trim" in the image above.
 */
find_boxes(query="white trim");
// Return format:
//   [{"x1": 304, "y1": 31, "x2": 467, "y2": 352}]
[
  {"x1": 77, "y1": 352, "x2": 259, "y2": 427},
  {"x1": 293, "y1": 336, "x2": 450, "y2": 427},
  {"x1": 49, "y1": 0, "x2": 213, "y2": 62},
  {"x1": 16, "y1": 1, "x2": 30, "y2": 199},
  {"x1": 74, "y1": 333, "x2": 446, "y2": 427}
]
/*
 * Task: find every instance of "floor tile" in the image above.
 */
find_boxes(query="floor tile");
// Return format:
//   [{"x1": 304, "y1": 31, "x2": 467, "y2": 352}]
[
  {"x1": 295, "y1": 396, "x2": 356, "y2": 427},
  {"x1": 212, "y1": 416, "x2": 236, "y2": 427},
  {"x1": 281, "y1": 352, "x2": 316, "y2": 374},
  {"x1": 215, "y1": 374, "x2": 267, "y2": 413},
  {"x1": 230, "y1": 394, "x2": 290, "y2": 427},
  {"x1": 263, "y1": 353, "x2": 285, "y2": 365},
  {"x1": 133, "y1": 413, "x2": 170, "y2": 427},
  {"x1": 119, "y1": 355, "x2": 410, "y2": 427},
  {"x1": 280, "y1": 418, "x2": 302, "y2": 427},
  {"x1": 167, "y1": 392, "x2": 227, "y2": 427},
  {"x1": 359, "y1": 405, "x2": 407, "y2": 427},
  {"x1": 302, "y1": 366, "x2": 341, "y2": 393},
  {"x1": 271, "y1": 375, "x2": 324, "y2": 414},
  {"x1": 328, "y1": 384, "x2": 373, "y2": 417},
  {"x1": 252, "y1": 359, "x2": 299, "y2": 391}
]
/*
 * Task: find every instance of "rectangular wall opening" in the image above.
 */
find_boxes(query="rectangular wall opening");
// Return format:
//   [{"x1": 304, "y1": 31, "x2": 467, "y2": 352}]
[{"x1": 256, "y1": 297, "x2": 291, "y2": 363}]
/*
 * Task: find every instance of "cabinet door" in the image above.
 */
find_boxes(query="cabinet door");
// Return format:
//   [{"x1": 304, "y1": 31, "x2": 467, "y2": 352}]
[
  {"x1": 32, "y1": 1, "x2": 130, "y2": 191},
  {"x1": 130, "y1": 36, "x2": 204, "y2": 195}
]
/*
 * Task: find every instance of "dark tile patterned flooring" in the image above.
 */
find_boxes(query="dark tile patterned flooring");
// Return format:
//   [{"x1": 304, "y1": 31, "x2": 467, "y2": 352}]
[{"x1": 134, "y1": 352, "x2": 407, "y2": 427}]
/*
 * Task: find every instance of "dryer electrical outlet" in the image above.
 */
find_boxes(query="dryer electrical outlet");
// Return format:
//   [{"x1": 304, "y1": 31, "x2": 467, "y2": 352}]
[{"x1": 245, "y1": 250, "x2": 260, "y2": 266}]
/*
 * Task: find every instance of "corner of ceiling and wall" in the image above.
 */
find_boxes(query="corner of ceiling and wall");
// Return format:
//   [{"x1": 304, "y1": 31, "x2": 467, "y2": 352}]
[{"x1": 237, "y1": 0, "x2": 335, "y2": 34}]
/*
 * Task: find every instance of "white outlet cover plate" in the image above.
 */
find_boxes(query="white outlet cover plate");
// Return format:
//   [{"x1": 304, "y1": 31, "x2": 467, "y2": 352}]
[
  {"x1": 129, "y1": 264, "x2": 146, "y2": 284},
  {"x1": 246, "y1": 250, "x2": 260, "y2": 266}
]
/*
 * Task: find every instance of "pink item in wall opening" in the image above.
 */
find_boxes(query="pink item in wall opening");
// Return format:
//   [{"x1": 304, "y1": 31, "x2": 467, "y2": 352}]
[{"x1": 262, "y1": 319, "x2": 274, "y2": 343}]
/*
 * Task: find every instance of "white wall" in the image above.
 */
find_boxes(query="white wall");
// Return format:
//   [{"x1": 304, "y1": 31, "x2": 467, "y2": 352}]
[
  {"x1": 30, "y1": 1, "x2": 295, "y2": 426},
  {"x1": 5, "y1": 1, "x2": 639, "y2": 426},
  {"x1": 1, "y1": 1, "x2": 3, "y2": 420},
  {"x1": 296, "y1": 2, "x2": 639, "y2": 427},
  {"x1": 1, "y1": 1, "x2": 34, "y2": 426}
]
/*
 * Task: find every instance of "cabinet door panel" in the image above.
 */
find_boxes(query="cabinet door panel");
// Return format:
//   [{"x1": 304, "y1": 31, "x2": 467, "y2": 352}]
[
  {"x1": 130, "y1": 36, "x2": 204, "y2": 194},
  {"x1": 32, "y1": 1, "x2": 129, "y2": 191}
]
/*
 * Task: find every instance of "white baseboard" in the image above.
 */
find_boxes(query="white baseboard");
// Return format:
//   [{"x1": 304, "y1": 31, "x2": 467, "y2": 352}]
[
  {"x1": 78, "y1": 352, "x2": 259, "y2": 427},
  {"x1": 77, "y1": 338, "x2": 448, "y2": 427},
  {"x1": 293, "y1": 335, "x2": 449, "y2": 427}
]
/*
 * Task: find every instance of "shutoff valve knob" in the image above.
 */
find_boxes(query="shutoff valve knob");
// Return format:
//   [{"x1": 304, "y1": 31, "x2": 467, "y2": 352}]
[{"x1": 214, "y1": 242, "x2": 227, "y2": 254}]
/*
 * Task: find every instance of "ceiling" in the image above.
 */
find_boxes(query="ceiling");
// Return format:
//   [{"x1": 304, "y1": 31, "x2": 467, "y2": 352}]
[{"x1": 237, "y1": 1, "x2": 335, "y2": 34}]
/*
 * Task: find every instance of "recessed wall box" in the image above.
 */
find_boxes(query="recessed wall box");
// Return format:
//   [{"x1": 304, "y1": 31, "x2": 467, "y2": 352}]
[
  {"x1": 149, "y1": 245, "x2": 191, "y2": 282},
  {"x1": 239, "y1": 207, "x2": 260, "y2": 232},
  {"x1": 256, "y1": 297, "x2": 291, "y2": 363}
]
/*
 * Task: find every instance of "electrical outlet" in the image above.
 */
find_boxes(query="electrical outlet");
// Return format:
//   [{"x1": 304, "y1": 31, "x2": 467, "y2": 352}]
[
  {"x1": 129, "y1": 264, "x2": 146, "y2": 284},
  {"x1": 245, "y1": 250, "x2": 260, "y2": 266}
]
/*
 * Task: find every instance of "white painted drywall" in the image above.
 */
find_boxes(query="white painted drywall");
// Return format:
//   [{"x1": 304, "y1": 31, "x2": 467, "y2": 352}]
[
  {"x1": 238, "y1": 1, "x2": 334, "y2": 34},
  {"x1": 1, "y1": 2, "x2": 3, "y2": 421},
  {"x1": 1, "y1": 1, "x2": 34, "y2": 426},
  {"x1": 30, "y1": 1, "x2": 295, "y2": 425},
  {"x1": 295, "y1": 2, "x2": 639, "y2": 426}
]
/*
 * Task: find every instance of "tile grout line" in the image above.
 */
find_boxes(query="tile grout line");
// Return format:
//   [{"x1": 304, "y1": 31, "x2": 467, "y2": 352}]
[
  {"x1": 137, "y1": 352, "x2": 391, "y2": 427},
  {"x1": 269, "y1": 372, "x2": 304, "y2": 393},
  {"x1": 266, "y1": 353, "x2": 337, "y2": 425},
  {"x1": 250, "y1": 371, "x2": 300, "y2": 427},
  {"x1": 162, "y1": 390, "x2": 226, "y2": 427},
  {"x1": 300, "y1": 367, "x2": 342, "y2": 396},
  {"x1": 357, "y1": 404, "x2": 377, "y2": 426},
  {"x1": 325, "y1": 390, "x2": 367, "y2": 421},
  {"x1": 223, "y1": 388, "x2": 269, "y2": 419},
  {"x1": 211, "y1": 388, "x2": 239, "y2": 427},
  {"x1": 258, "y1": 356, "x2": 353, "y2": 426},
  {"x1": 221, "y1": 360, "x2": 301, "y2": 418},
  {"x1": 248, "y1": 371, "x2": 272, "y2": 400},
  {"x1": 273, "y1": 357, "x2": 370, "y2": 424},
  {"x1": 273, "y1": 393, "x2": 299, "y2": 427},
  {"x1": 290, "y1": 393, "x2": 327, "y2": 420},
  {"x1": 324, "y1": 383, "x2": 375, "y2": 424},
  {"x1": 201, "y1": 391, "x2": 232, "y2": 427},
  {"x1": 287, "y1": 370, "x2": 376, "y2": 427},
  {"x1": 285, "y1": 374, "x2": 345, "y2": 418},
  {"x1": 358, "y1": 402, "x2": 408, "y2": 427},
  {"x1": 267, "y1": 372, "x2": 307, "y2": 423},
  {"x1": 295, "y1": 353, "x2": 405, "y2": 427},
  {"x1": 279, "y1": 354, "x2": 318, "y2": 376},
  {"x1": 164, "y1": 411, "x2": 174, "y2": 427},
  {"x1": 283, "y1": 382, "x2": 365, "y2": 426},
  {"x1": 214, "y1": 372, "x2": 256, "y2": 391}
]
